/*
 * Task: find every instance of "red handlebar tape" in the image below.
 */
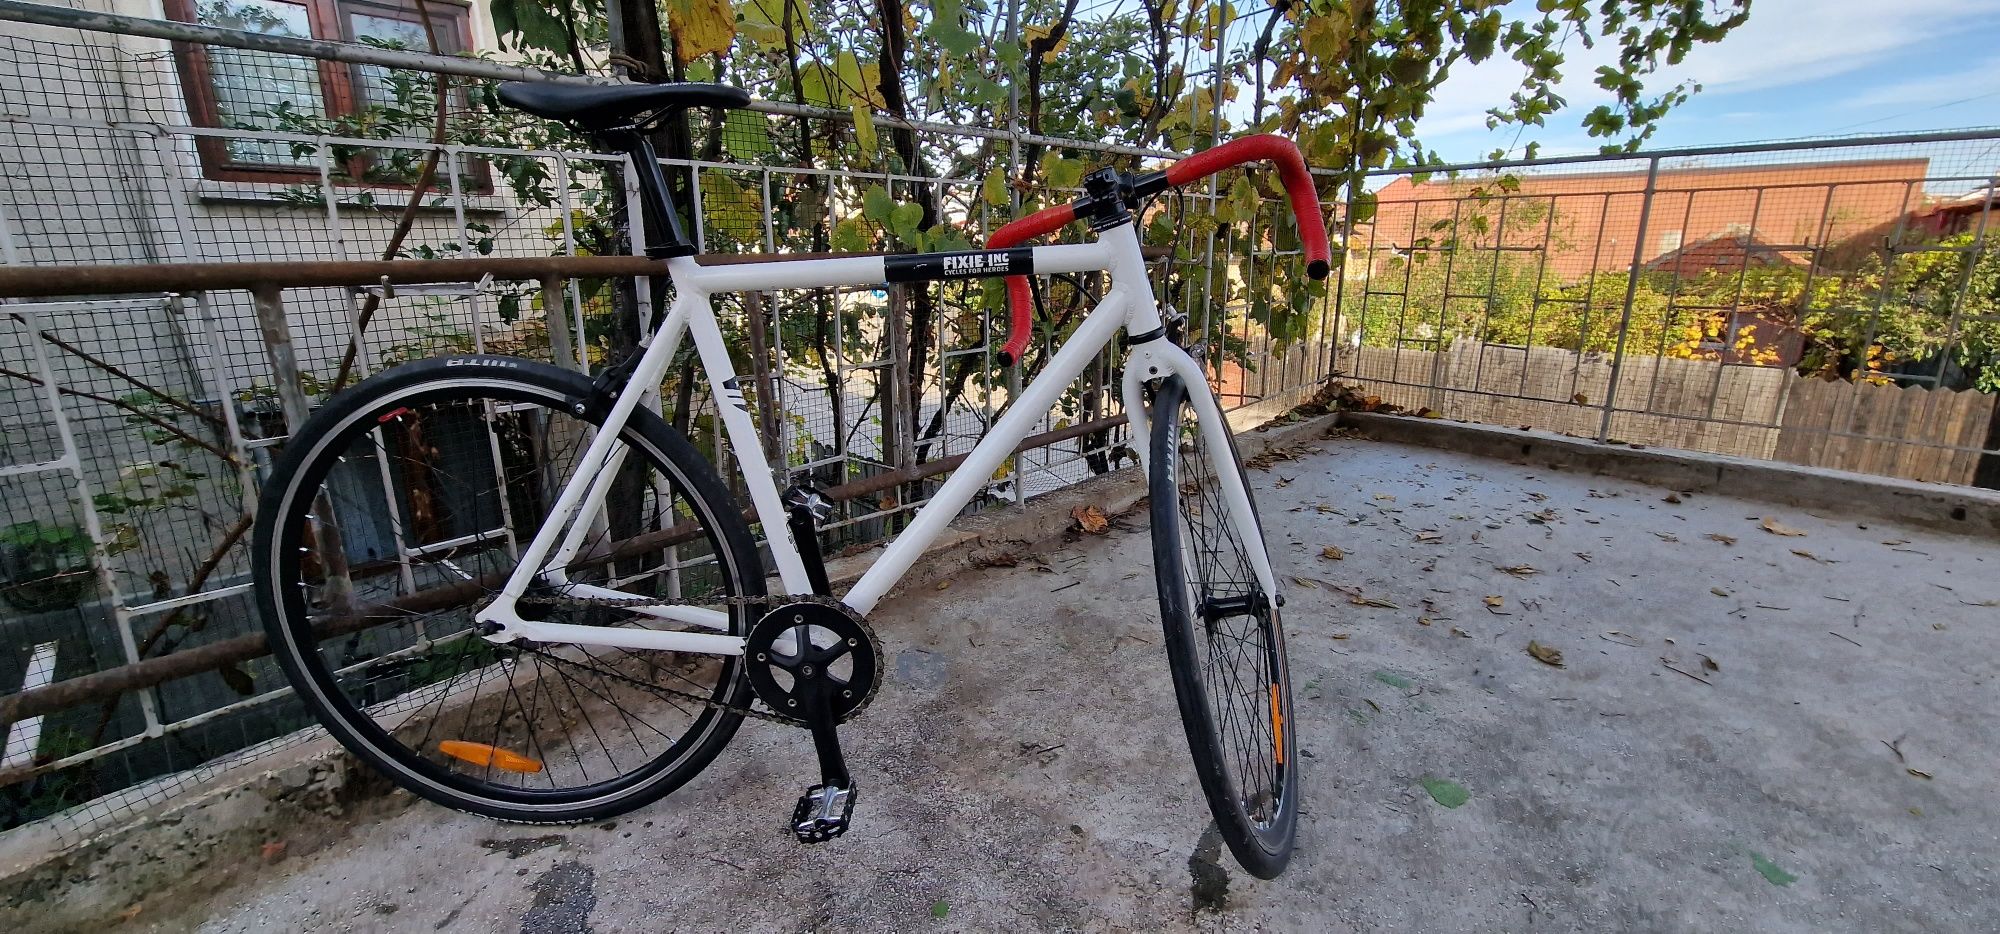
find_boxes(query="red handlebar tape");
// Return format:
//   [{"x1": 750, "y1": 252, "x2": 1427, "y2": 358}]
[
  {"x1": 983, "y1": 135, "x2": 1329, "y2": 367},
  {"x1": 1164, "y1": 135, "x2": 1332, "y2": 280},
  {"x1": 985, "y1": 202, "x2": 1077, "y2": 367}
]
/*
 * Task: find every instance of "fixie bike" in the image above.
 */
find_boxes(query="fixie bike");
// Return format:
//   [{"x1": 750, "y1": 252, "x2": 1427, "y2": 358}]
[{"x1": 251, "y1": 79, "x2": 1329, "y2": 878}]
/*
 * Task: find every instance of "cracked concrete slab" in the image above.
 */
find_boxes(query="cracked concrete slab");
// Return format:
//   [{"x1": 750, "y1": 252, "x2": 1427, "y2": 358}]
[{"x1": 83, "y1": 436, "x2": 2000, "y2": 932}]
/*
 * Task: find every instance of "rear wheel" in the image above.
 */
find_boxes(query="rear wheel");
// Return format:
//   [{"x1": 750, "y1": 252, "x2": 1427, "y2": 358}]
[
  {"x1": 1148, "y1": 374, "x2": 1298, "y2": 878},
  {"x1": 253, "y1": 356, "x2": 763, "y2": 823}
]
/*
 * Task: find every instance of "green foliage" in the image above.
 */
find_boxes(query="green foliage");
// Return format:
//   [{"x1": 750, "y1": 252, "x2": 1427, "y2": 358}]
[
  {"x1": 1345, "y1": 219, "x2": 2000, "y2": 391},
  {"x1": 0, "y1": 520, "x2": 95, "y2": 612},
  {"x1": 249, "y1": 0, "x2": 1755, "y2": 480}
]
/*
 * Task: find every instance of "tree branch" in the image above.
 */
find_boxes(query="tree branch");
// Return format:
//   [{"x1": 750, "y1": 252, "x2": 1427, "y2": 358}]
[{"x1": 329, "y1": 0, "x2": 453, "y2": 392}]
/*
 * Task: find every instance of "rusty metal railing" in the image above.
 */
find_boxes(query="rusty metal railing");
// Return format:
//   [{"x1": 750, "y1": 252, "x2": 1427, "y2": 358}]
[{"x1": 0, "y1": 251, "x2": 1139, "y2": 790}]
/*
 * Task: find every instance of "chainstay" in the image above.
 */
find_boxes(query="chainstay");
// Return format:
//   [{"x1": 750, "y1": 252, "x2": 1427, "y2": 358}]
[{"x1": 506, "y1": 590, "x2": 880, "y2": 727}]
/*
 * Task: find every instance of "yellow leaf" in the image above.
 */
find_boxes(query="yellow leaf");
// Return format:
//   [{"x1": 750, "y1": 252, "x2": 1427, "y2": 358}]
[
  {"x1": 1760, "y1": 517, "x2": 1807, "y2": 537},
  {"x1": 850, "y1": 102, "x2": 876, "y2": 153},
  {"x1": 1350, "y1": 594, "x2": 1398, "y2": 609},
  {"x1": 1320, "y1": 545, "x2": 1345, "y2": 561},
  {"x1": 1527, "y1": 641, "x2": 1565, "y2": 668},
  {"x1": 981, "y1": 166, "x2": 1008, "y2": 206},
  {"x1": 666, "y1": 0, "x2": 737, "y2": 63},
  {"x1": 1483, "y1": 595, "x2": 1504, "y2": 608},
  {"x1": 833, "y1": 50, "x2": 886, "y2": 108},
  {"x1": 1071, "y1": 504, "x2": 1109, "y2": 534},
  {"x1": 1022, "y1": 23, "x2": 1069, "y2": 60},
  {"x1": 1496, "y1": 564, "x2": 1536, "y2": 577}
]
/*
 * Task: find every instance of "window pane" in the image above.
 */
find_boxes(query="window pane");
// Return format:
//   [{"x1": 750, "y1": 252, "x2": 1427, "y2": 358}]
[
  {"x1": 196, "y1": 0, "x2": 324, "y2": 168},
  {"x1": 349, "y1": 11, "x2": 431, "y2": 112},
  {"x1": 348, "y1": 10, "x2": 461, "y2": 182}
]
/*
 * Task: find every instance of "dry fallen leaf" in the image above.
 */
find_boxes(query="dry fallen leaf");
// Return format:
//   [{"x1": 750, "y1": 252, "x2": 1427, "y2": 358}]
[
  {"x1": 1417, "y1": 617, "x2": 1434, "y2": 626},
  {"x1": 1881, "y1": 538, "x2": 1910, "y2": 546},
  {"x1": 1908, "y1": 767, "x2": 1935, "y2": 780},
  {"x1": 1450, "y1": 626, "x2": 1472, "y2": 638},
  {"x1": 1320, "y1": 545, "x2": 1346, "y2": 561},
  {"x1": 1663, "y1": 493, "x2": 1682, "y2": 504},
  {"x1": 1496, "y1": 564, "x2": 1538, "y2": 577},
  {"x1": 1653, "y1": 532, "x2": 1679, "y2": 542},
  {"x1": 1331, "y1": 632, "x2": 1351, "y2": 640},
  {"x1": 1350, "y1": 594, "x2": 1400, "y2": 609},
  {"x1": 1790, "y1": 548, "x2": 1826, "y2": 562},
  {"x1": 1414, "y1": 532, "x2": 1444, "y2": 543},
  {"x1": 1483, "y1": 595, "x2": 1504, "y2": 608},
  {"x1": 1374, "y1": 493, "x2": 1397, "y2": 502},
  {"x1": 1071, "y1": 505, "x2": 1110, "y2": 534},
  {"x1": 1760, "y1": 517, "x2": 1807, "y2": 537},
  {"x1": 1527, "y1": 640, "x2": 1565, "y2": 668},
  {"x1": 1700, "y1": 654, "x2": 1720, "y2": 672},
  {"x1": 935, "y1": 579, "x2": 953, "y2": 591},
  {"x1": 1290, "y1": 576, "x2": 1321, "y2": 589},
  {"x1": 1711, "y1": 587, "x2": 1731, "y2": 597},
  {"x1": 1706, "y1": 533, "x2": 1738, "y2": 546}
]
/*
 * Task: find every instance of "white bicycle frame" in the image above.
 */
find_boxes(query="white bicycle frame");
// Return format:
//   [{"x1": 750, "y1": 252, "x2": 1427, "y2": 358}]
[{"x1": 471, "y1": 220, "x2": 1278, "y2": 656}]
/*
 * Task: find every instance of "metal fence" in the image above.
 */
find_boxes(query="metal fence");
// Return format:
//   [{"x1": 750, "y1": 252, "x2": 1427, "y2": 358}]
[
  {"x1": 1338, "y1": 135, "x2": 2000, "y2": 485},
  {"x1": 0, "y1": 18, "x2": 1340, "y2": 843},
  {"x1": 4, "y1": 8, "x2": 2000, "y2": 850}
]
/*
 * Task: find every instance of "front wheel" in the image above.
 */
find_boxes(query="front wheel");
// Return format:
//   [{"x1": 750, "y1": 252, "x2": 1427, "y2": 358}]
[
  {"x1": 252, "y1": 356, "x2": 765, "y2": 824},
  {"x1": 1148, "y1": 374, "x2": 1298, "y2": 878}
]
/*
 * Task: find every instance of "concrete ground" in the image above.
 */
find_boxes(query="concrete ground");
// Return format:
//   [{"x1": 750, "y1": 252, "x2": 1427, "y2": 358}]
[{"x1": 138, "y1": 435, "x2": 2000, "y2": 933}]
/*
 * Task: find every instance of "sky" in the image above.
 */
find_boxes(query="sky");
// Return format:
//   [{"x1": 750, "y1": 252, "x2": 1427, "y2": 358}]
[{"x1": 1412, "y1": 0, "x2": 2000, "y2": 165}]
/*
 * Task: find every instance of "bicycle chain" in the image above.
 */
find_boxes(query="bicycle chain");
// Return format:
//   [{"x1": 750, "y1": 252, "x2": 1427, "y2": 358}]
[{"x1": 507, "y1": 590, "x2": 878, "y2": 728}]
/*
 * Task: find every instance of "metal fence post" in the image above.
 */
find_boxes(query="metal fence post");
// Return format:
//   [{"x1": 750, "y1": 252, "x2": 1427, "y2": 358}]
[
  {"x1": 249, "y1": 285, "x2": 312, "y2": 433},
  {"x1": 1596, "y1": 156, "x2": 1662, "y2": 442}
]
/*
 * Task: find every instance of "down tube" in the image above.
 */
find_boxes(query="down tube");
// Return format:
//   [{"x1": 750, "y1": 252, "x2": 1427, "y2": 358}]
[{"x1": 841, "y1": 292, "x2": 1134, "y2": 616}]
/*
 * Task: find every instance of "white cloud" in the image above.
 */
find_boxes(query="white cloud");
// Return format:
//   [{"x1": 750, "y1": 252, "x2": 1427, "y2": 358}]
[
  {"x1": 1413, "y1": 0, "x2": 1993, "y2": 151},
  {"x1": 1844, "y1": 57, "x2": 2000, "y2": 109},
  {"x1": 1661, "y1": 0, "x2": 1990, "y2": 93}
]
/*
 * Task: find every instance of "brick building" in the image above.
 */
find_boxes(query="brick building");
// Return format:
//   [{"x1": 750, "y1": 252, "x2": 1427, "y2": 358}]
[{"x1": 1362, "y1": 157, "x2": 1933, "y2": 283}]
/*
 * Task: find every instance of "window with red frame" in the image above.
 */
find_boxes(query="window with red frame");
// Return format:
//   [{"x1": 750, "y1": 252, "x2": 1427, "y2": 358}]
[{"x1": 167, "y1": 0, "x2": 472, "y2": 183}]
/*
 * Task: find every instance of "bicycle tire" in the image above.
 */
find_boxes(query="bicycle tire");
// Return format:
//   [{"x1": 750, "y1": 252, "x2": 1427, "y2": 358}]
[
  {"x1": 253, "y1": 355, "x2": 764, "y2": 823},
  {"x1": 1148, "y1": 374, "x2": 1299, "y2": 878}
]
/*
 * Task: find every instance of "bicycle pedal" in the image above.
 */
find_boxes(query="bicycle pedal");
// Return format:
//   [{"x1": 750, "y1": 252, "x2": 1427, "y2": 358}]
[{"x1": 791, "y1": 783, "x2": 856, "y2": 843}]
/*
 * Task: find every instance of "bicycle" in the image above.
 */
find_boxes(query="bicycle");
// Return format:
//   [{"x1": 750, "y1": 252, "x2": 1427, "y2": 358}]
[{"x1": 250, "y1": 79, "x2": 1331, "y2": 878}]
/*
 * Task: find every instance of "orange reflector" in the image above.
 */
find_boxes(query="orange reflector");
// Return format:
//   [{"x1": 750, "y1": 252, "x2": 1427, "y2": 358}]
[
  {"x1": 1269, "y1": 684, "x2": 1285, "y2": 766},
  {"x1": 438, "y1": 740, "x2": 543, "y2": 773}
]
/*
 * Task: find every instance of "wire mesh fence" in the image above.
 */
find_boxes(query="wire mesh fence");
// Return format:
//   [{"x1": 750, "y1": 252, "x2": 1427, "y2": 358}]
[
  {"x1": 3, "y1": 13, "x2": 1999, "y2": 850},
  {"x1": 0, "y1": 23, "x2": 1336, "y2": 842},
  {"x1": 1338, "y1": 136, "x2": 2000, "y2": 484}
]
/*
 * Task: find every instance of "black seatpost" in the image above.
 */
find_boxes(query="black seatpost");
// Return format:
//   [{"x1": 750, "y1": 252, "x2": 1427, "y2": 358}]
[{"x1": 607, "y1": 128, "x2": 697, "y2": 259}]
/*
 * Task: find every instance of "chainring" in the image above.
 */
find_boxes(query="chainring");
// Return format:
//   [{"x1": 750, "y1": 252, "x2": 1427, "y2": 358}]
[{"x1": 743, "y1": 602, "x2": 882, "y2": 724}]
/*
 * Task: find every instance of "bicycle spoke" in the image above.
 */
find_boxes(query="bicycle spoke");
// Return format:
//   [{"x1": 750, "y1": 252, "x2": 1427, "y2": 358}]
[
  {"x1": 1156, "y1": 377, "x2": 1293, "y2": 861},
  {"x1": 264, "y1": 376, "x2": 750, "y2": 815}
]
